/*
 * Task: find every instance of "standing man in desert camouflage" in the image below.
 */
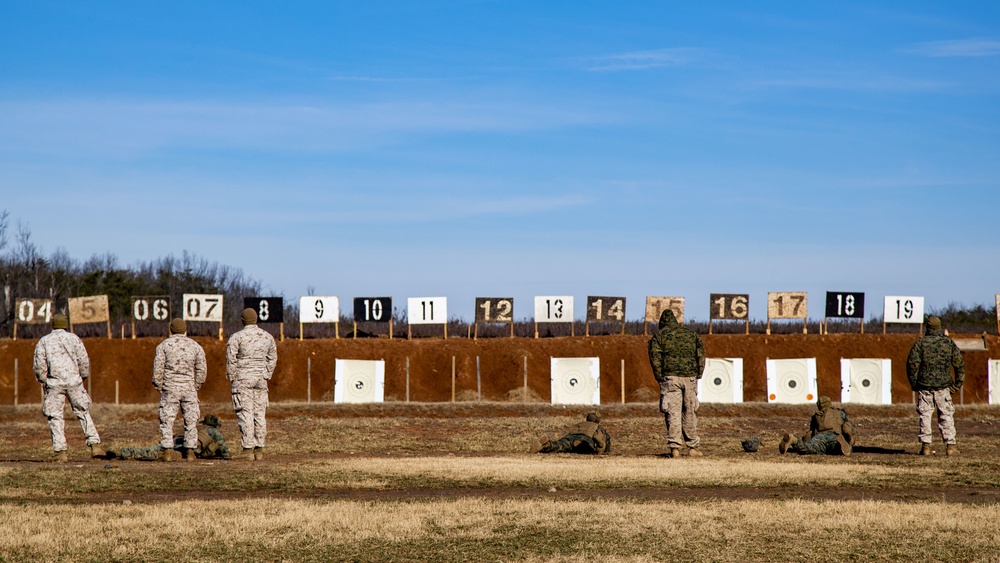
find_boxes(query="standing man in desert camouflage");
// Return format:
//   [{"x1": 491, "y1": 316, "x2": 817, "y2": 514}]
[
  {"x1": 226, "y1": 308, "x2": 277, "y2": 461},
  {"x1": 32, "y1": 313, "x2": 103, "y2": 462},
  {"x1": 152, "y1": 318, "x2": 207, "y2": 462},
  {"x1": 648, "y1": 309, "x2": 706, "y2": 458},
  {"x1": 907, "y1": 316, "x2": 965, "y2": 456}
]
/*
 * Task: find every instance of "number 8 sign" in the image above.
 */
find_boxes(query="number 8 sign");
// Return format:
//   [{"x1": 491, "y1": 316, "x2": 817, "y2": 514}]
[{"x1": 244, "y1": 297, "x2": 284, "y2": 324}]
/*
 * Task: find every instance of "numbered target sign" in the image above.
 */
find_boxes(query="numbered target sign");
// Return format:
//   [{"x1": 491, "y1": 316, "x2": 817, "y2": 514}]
[
  {"x1": 587, "y1": 296, "x2": 626, "y2": 322},
  {"x1": 767, "y1": 292, "x2": 807, "y2": 319},
  {"x1": 645, "y1": 296, "x2": 684, "y2": 324},
  {"x1": 698, "y1": 358, "x2": 744, "y2": 404},
  {"x1": 475, "y1": 297, "x2": 514, "y2": 323},
  {"x1": 825, "y1": 292, "x2": 865, "y2": 319},
  {"x1": 244, "y1": 297, "x2": 284, "y2": 323},
  {"x1": 883, "y1": 295, "x2": 924, "y2": 324},
  {"x1": 989, "y1": 360, "x2": 1000, "y2": 405},
  {"x1": 408, "y1": 297, "x2": 447, "y2": 325},
  {"x1": 534, "y1": 296, "x2": 573, "y2": 323},
  {"x1": 353, "y1": 297, "x2": 392, "y2": 323},
  {"x1": 334, "y1": 359, "x2": 385, "y2": 404},
  {"x1": 68, "y1": 295, "x2": 110, "y2": 324},
  {"x1": 182, "y1": 294, "x2": 224, "y2": 322},
  {"x1": 550, "y1": 357, "x2": 600, "y2": 405},
  {"x1": 840, "y1": 358, "x2": 892, "y2": 405},
  {"x1": 709, "y1": 293, "x2": 749, "y2": 320},
  {"x1": 15, "y1": 298, "x2": 53, "y2": 324},
  {"x1": 766, "y1": 358, "x2": 818, "y2": 404},
  {"x1": 299, "y1": 296, "x2": 340, "y2": 323},
  {"x1": 131, "y1": 296, "x2": 170, "y2": 322}
]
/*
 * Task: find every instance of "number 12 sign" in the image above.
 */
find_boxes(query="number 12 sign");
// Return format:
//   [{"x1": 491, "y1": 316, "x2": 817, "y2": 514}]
[{"x1": 883, "y1": 295, "x2": 924, "y2": 324}]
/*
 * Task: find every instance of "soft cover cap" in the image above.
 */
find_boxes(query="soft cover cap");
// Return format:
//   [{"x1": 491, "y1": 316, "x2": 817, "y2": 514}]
[
  {"x1": 169, "y1": 318, "x2": 186, "y2": 334},
  {"x1": 241, "y1": 308, "x2": 257, "y2": 325},
  {"x1": 52, "y1": 314, "x2": 69, "y2": 329}
]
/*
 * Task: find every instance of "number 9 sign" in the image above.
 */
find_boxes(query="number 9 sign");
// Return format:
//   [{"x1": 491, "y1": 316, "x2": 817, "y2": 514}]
[{"x1": 299, "y1": 296, "x2": 340, "y2": 323}]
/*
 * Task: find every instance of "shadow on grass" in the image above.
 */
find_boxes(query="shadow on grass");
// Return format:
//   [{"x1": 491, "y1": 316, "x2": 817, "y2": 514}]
[{"x1": 852, "y1": 445, "x2": 910, "y2": 455}]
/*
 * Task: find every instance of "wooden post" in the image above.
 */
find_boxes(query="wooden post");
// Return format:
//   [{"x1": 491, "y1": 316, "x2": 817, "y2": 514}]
[
  {"x1": 408, "y1": 323, "x2": 412, "y2": 340},
  {"x1": 467, "y1": 324, "x2": 471, "y2": 339},
  {"x1": 451, "y1": 356, "x2": 456, "y2": 402},
  {"x1": 405, "y1": 357, "x2": 410, "y2": 402},
  {"x1": 802, "y1": 318, "x2": 807, "y2": 334},
  {"x1": 883, "y1": 321, "x2": 887, "y2": 335},
  {"x1": 509, "y1": 322, "x2": 514, "y2": 338},
  {"x1": 219, "y1": 323, "x2": 224, "y2": 341},
  {"x1": 744, "y1": 319, "x2": 749, "y2": 335},
  {"x1": 131, "y1": 320, "x2": 136, "y2": 339},
  {"x1": 585, "y1": 321, "x2": 590, "y2": 337},
  {"x1": 115, "y1": 380, "x2": 119, "y2": 404},
  {"x1": 444, "y1": 323, "x2": 448, "y2": 340},
  {"x1": 523, "y1": 355, "x2": 528, "y2": 402},
  {"x1": 534, "y1": 321, "x2": 538, "y2": 339},
  {"x1": 299, "y1": 322, "x2": 303, "y2": 341},
  {"x1": 12, "y1": 322, "x2": 16, "y2": 341},
  {"x1": 280, "y1": 323, "x2": 284, "y2": 342},
  {"x1": 121, "y1": 324, "x2": 125, "y2": 339},
  {"x1": 13, "y1": 358, "x2": 18, "y2": 406},
  {"x1": 353, "y1": 321, "x2": 357, "y2": 340},
  {"x1": 307, "y1": 357, "x2": 311, "y2": 403},
  {"x1": 389, "y1": 318, "x2": 393, "y2": 340},
  {"x1": 571, "y1": 321, "x2": 575, "y2": 337},
  {"x1": 620, "y1": 359, "x2": 625, "y2": 405},
  {"x1": 476, "y1": 356, "x2": 481, "y2": 402},
  {"x1": 860, "y1": 318, "x2": 865, "y2": 334},
  {"x1": 708, "y1": 319, "x2": 713, "y2": 335},
  {"x1": 766, "y1": 319, "x2": 771, "y2": 335},
  {"x1": 106, "y1": 318, "x2": 111, "y2": 339},
  {"x1": 474, "y1": 322, "x2": 478, "y2": 340},
  {"x1": 621, "y1": 320, "x2": 625, "y2": 336},
  {"x1": 335, "y1": 320, "x2": 339, "y2": 339}
]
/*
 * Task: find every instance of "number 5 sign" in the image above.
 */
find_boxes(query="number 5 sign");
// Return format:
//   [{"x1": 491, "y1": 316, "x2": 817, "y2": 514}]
[{"x1": 68, "y1": 295, "x2": 112, "y2": 338}]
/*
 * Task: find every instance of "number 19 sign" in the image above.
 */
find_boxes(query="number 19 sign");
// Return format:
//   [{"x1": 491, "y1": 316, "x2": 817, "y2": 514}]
[{"x1": 883, "y1": 295, "x2": 924, "y2": 331}]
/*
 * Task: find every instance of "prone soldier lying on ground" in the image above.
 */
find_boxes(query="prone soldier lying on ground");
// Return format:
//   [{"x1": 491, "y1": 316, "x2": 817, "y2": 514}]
[
  {"x1": 531, "y1": 412, "x2": 612, "y2": 455},
  {"x1": 778, "y1": 396, "x2": 855, "y2": 456},
  {"x1": 106, "y1": 415, "x2": 231, "y2": 461}
]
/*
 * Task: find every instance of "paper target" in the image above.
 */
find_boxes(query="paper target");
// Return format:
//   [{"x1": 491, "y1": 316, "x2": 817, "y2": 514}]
[
  {"x1": 698, "y1": 358, "x2": 744, "y2": 403},
  {"x1": 334, "y1": 359, "x2": 385, "y2": 404},
  {"x1": 840, "y1": 359, "x2": 892, "y2": 405},
  {"x1": 550, "y1": 357, "x2": 600, "y2": 405},
  {"x1": 989, "y1": 360, "x2": 1000, "y2": 405},
  {"x1": 766, "y1": 358, "x2": 817, "y2": 404}
]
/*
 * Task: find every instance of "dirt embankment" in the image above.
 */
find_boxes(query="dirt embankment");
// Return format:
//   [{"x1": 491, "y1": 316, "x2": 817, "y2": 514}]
[{"x1": 1, "y1": 333, "x2": 996, "y2": 405}]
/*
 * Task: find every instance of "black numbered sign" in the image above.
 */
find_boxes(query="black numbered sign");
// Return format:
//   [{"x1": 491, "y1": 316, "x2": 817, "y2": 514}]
[
  {"x1": 825, "y1": 292, "x2": 865, "y2": 319},
  {"x1": 354, "y1": 297, "x2": 392, "y2": 323},
  {"x1": 587, "y1": 296, "x2": 626, "y2": 322},
  {"x1": 710, "y1": 293, "x2": 749, "y2": 320},
  {"x1": 475, "y1": 297, "x2": 514, "y2": 323},
  {"x1": 244, "y1": 297, "x2": 284, "y2": 323}
]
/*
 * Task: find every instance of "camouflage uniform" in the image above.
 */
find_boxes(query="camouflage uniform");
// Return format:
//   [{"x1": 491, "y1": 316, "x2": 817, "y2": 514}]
[
  {"x1": 33, "y1": 328, "x2": 101, "y2": 452},
  {"x1": 110, "y1": 418, "x2": 230, "y2": 460},
  {"x1": 648, "y1": 310, "x2": 706, "y2": 452},
  {"x1": 153, "y1": 333, "x2": 207, "y2": 449},
  {"x1": 226, "y1": 324, "x2": 277, "y2": 450},
  {"x1": 907, "y1": 320, "x2": 965, "y2": 446},
  {"x1": 538, "y1": 418, "x2": 612, "y2": 455},
  {"x1": 787, "y1": 398, "x2": 854, "y2": 455}
]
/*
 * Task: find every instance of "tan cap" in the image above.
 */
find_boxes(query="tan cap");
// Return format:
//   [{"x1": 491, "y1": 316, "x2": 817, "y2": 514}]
[
  {"x1": 169, "y1": 318, "x2": 186, "y2": 334},
  {"x1": 52, "y1": 313, "x2": 69, "y2": 330},
  {"x1": 241, "y1": 308, "x2": 257, "y2": 325}
]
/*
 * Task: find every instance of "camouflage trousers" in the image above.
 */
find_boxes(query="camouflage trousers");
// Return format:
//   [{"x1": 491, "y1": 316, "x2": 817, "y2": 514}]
[
  {"x1": 43, "y1": 384, "x2": 100, "y2": 452},
  {"x1": 232, "y1": 381, "x2": 268, "y2": 449},
  {"x1": 659, "y1": 376, "x2": 700, "y2": 449},
  {"x1": 540, "y1": 433, "x2": 600, "y2": 454},
  {"x1": 115, "y1": 444, "x2": 163, "y2": 461},
  {"x1": 789, "y1": 431, "x2": 842, "y2": 455},
  {"x1": 916, "y1": 388, "x2": 956, "y2": 445},
  {"x1": 159, "y1": 387, "x2": 201, "y2": 449}
]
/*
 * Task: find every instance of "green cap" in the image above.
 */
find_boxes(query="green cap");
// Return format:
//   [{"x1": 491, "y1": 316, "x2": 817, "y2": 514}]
[
  {"x1": 241, "y1": 308, "x2": 257, "y2": 325},
  {"x1": 52, "y1": 314, "x2": 69, "y2": 330}
]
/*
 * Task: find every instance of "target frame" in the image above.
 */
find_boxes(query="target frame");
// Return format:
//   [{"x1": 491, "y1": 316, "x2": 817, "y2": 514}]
[
  {"x1": 550, "y1": 357, "x2": 600, "y2": 405},
  {"x1": 839, "y1": 358, "x2": 892, "y2": 405},
  {"x1": 765, "y1": 358, "x2": 818, "y2": 404},
  {"x1": 697, "y1": 358, "x2": 744, "y2": 403},
  {"x1": 334, "y1": 359, "x2": 386, "y2": 404},
  {"x1": 989, "y1": 359, "x2": 1000, "y2": 405}
]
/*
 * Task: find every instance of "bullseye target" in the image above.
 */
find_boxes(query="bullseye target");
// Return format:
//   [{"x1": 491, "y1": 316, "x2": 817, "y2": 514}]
[
  {"x1": 550, "y1": 357, "x2": 600, "y2": 405},
  {"x1": 840, "y1": 359, "x2": 892, "y2": 405},
  {"x1": 766, "y1": 358, "x2": 817, "y2": 404},
  {"x1": 334, "y1": 359, "x2": 385, "y2": 404},
  {"x1": 698, "y1": 358, "x2": 744, "y2": 403},
  {"x1": 989, "y1": 360, "x2": 1000, "y2": 405}
]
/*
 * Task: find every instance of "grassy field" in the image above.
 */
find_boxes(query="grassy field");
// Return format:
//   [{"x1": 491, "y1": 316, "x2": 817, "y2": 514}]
[{"x1": 2, "y1": 402, "x2": 1000, "y2": 561}]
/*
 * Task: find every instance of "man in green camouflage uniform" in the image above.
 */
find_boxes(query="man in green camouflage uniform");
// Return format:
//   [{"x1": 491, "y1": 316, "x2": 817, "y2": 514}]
[
  {"x1": 227, "y1": 308, "x2": 277, "y2": 461},
  {"x1": 648, "y1": 309, "x2": 706, "y2": 458},
  {"x1": 32, "y1": 313, "x2": 104, "y2": 462},
  {"x1": 907, "y1": 316, "x2": 965, "y2": 456},
  {"x1": 107, "y1": 415, "x2": 231, "y2": 461},
  {"x1": 532, "y1": 412, "x2": 612, "y2": 454},
  {"x1": 778, "y1": 396, "x2": 855, "y2": 456},
  {"x1": 152, "y1": 318, "x2": 207, "y2": 462}
]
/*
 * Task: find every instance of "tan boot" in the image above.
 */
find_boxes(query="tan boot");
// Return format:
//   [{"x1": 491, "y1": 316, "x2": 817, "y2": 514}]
[
  {"x1": 946, "y1": 444, "x2": 958, "y2": 457},
  {"x1": 157, "y1": 448, "x2": 173, "y2": 462},
  {"x1": 778, "y1": 433, "x2": 797, "y2": 454},
  {"x1": 253, "y1": 447, "x2": 264, "y2": 461},
  {"x1": 185, "y1": 449, "x2": 197, "y2": 462},
  {"x1": 687, "y1": 448, "x2": 703, "y2": 457},
  {"x1": 669, "y1": 448, "x2": 681, "y2": 459},
  {"x1": 89, "y1": 444, "x2": 106, "y2": 459},
  {"x1": 51, "y1": 450, "x2": 69, "y2": 463},
  {"x1": 919, "y1": 443, "x2": 932, "y2": 456},
  {"x1": 836, "y1": 435, "x2": 852, "y2": 457},
  {"x1": 530, "y1": 435, "x2": 550, "y2": 454},
  {"x1": 238, "y1": 448, "x2": 255, "y2": 461}
]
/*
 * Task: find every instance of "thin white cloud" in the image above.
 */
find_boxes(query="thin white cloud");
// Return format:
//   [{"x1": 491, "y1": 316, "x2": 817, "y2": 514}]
[
  {"x1": 747, "y1": 72, "x2": 948, "y2": 92},
  {"x1": 902, "y1": 38, "x2": 1000, "y2": 57},
  {"x1": 586, "y1": 48, "x2": 700, "y2": 71}
]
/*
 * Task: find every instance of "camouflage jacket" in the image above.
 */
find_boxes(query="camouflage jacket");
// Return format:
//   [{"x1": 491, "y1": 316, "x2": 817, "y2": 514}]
[
  {"x1": 33, "y1": 329, "x2": 90, "y2": 388},
  {"x1": 906, "y1": 329, "x2": 965, "y2": 391},
  {"x1": 648, "y1": 310, "x2": 706, "y2": 382},
  {"x1": 226, "y1": 325, "x2": 277, "y2": 384},
  {"x1": 153, "y1": 334, "x2": 207, "y2": 393},
  {"x1": 568, "y1": 420, "x2": 612, "y2": 454}
]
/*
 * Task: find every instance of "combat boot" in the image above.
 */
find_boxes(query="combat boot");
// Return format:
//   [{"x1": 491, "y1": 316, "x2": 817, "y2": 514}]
[
  {"x1": 51, "y1": 450, "x2": 69, "y2": 463},
  {"x1": 253, "y1": 447, "x2": 265, "y2": 461},
  {"x1": 919, "y1": 443, "x2": 932, "y2": 456},
  {"x1": 238, "y1": 448, "x2": 255, "y2": 461},
  {"x1": 946, "y1": 444, "x2": 959, "y2": 457},
  {"x1": 530, "y1": 435, "x2": 550, "y2": 454},
  {"x1": 89, "y1": 444, "x2": 106, "y2": 459},
  {"x1": 778, "y1": 433, "x2": 797, "y2": 454},
  {"x1": 669, "y1": 448, "x2": 681, "y2": 459},
  {"x1": 157, "y1": 448, "x2": 173, "y2": 462},
  {"x1": 687, "y1": 448, "x2": 703, "y2": 457},
  {"x1": 185, "y1": 448, "x2": 197, "y2": 462},
  {"x1": 836, "y1": 435, "x2": 852, "y2": 457}
]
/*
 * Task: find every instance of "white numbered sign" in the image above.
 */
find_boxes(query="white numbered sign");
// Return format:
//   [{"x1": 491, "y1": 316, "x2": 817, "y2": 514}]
[
  {"x1": 299, "y1": 296, "x2": 340, "y2": 323},
  {"x1": 645, "y1": 296, "x2": 684, "y2": 324},
  {"x1": 710, "y1": 293, "x2": 749, "y2": 320},
  {"x1": 131, "y1": 296, "x2": 170, "y2": 322},
  {"x1": 587, "y1": 296, "x2": 626, "y2": 322},
  {"x1": 15, "y1": 298, "x2": 53, "y2": 324},
  {"x1": 68, "y1": 295, "x2": 110, "y2": 324},
  {"x1": 182, "y1": 294, "x2": 224, "y2": 322},
  {"x1": 767, "y1": 292, "x2": 807, "y2": 319},
  {"x1": 475, "y1": 297, "x2": 514, "y2": 323},
  {"x1": 989, "y1": 360, "x2": 1000, "y2": 405},
  {"x1": 883, "y1": 295, "x2": 924, "y2": 324},
  {"x1": 244, "y1": 297, "x2": 284, "y2": 323},
  {"x1": 408, "y1": 297, "x2": 447, "y2": 325},
  {"x1": 534, "y1": 295, "x2": 574, "y2": 323}
]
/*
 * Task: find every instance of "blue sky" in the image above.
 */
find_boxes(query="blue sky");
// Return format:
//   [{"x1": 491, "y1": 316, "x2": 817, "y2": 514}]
[{"x1": 2, "y1": 1, "x2": 998, "y2": 322}]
